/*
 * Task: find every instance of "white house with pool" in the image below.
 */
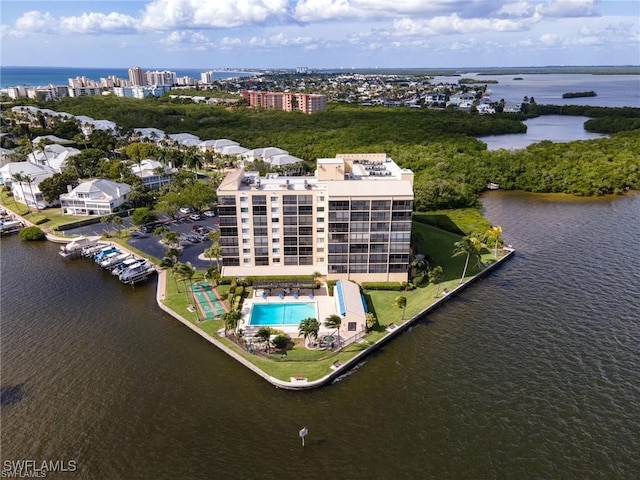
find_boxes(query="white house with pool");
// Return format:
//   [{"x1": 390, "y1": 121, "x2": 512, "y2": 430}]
[{"x1": 239, "y1": 279, "x2": 368, "y2": 346}]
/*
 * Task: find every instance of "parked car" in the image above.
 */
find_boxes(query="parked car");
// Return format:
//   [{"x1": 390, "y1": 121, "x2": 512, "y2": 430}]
[
  {"x1": 203, "y1": 210, "x2": 216, "y2": 217},
  {"x1": 189, "y1": 213, "x2": 201, "y2": 221},
  {"x1": 179, "y1": 207, "x2": 193, "y2": 214},
  {"x1": 140, "y1": 221, "x2": 163, "y2": 234}
]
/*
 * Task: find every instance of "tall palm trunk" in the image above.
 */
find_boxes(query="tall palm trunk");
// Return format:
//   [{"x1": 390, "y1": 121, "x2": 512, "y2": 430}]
[{"x1": 459, "y1": 252, "x2": 470, "y2": 284}]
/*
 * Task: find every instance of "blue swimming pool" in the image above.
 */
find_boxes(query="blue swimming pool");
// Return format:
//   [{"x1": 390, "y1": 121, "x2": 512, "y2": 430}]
[{"x1": 248, "y1": 302, "x2": 317, "y2": 326}]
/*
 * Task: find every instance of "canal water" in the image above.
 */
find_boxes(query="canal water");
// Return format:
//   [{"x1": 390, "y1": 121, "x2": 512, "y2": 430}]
[
  {"x1": 478, "y1": 115, "x2": 607, "y2": 150},
  {"x1": 2, "y1": 192, "x2": 639, "y2": 479}
]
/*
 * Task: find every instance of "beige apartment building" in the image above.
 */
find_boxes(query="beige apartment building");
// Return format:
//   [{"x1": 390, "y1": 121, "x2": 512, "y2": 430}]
[
  {"x1": 242, "y1": 90, "x2": 327, "y2": 114},
  {"x1": 217, "y1": 153, "x2": 414, "y2": 283}
]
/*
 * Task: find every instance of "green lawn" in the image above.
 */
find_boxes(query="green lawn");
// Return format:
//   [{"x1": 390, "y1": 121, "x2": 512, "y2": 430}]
[
  {"x1": 0, "y1": 190, "x2": 95, "y2": 232},
  {"x1": 159, "y1": 219, "x2": 508, "y2": 383}
]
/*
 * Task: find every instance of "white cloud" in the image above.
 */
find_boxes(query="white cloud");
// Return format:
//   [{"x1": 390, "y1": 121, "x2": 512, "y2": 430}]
[
  {"x1": 293, "y1": 0, "x2": 504, "y2": 22},
  {"x1": 140, "y1": 0, "x2": 290, "y2": 30},
  {"x1": 220, "y1": 32, "x2": 316, "y2": 50},
  {"x1": 536, "y1": 0, "x2": 600, "y2": 18},
  {"x1": 59, "y1": 12, "x2": 138, "y2": 34},
  {"x1": 159, "y1": 30, "x2": 214, "y2": 50},
  {"x1": 13, "y1": 11, "x2": 56, "y2": 36},
  {"x1": 9, "y1": 10, "x2": 137, "y2": 37},
  {"x1": 391, "y1": 14, "x2": 531, "y2": 37}
]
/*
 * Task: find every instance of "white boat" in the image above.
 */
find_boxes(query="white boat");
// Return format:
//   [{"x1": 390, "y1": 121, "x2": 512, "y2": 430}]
[
  {"x1": 93, "y1": 246, "x2": 119, "y2": 261},
  {"x1": 112, "y1": 257, "x2": 139, "y2": 275},
  {"x1": 487, "y1": 182, "x2": 500, "y2": 190},
  {"x1": 99, "y1": 252, "x2": 130, "y2": 268},
  {"x1": 82, "y1": 244, "x2": 109, "y2": 257},
  {"x1": 59, "y1": 235, "x2": 102, "y2": 257},
  {"x1": 118, "y1": 260, "x2": 146, "y2": 281},
  {"x1": 0, "y1": 219, "x2": 23, "y2": 234},
  {"x1": 120, "y1": 261, "x2": 155, "y2": 283}
]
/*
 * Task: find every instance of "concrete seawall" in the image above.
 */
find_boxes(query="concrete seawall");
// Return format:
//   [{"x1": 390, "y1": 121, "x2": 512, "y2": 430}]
[{"x1": 156, "y1": 249, "x2": 515, "y2": 390}]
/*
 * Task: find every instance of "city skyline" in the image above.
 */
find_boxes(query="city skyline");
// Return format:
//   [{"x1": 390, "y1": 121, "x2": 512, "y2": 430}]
[{"x1": 1, "y1": 1, "x2": 639, "y2": 69}]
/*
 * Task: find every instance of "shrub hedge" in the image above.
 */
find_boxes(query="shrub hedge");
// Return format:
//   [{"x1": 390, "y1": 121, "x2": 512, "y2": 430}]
[
  {"x1": 19, "y1": 226, "x2": 46, "y2": 241},
  {"x1": 361, "y1": 282, "x2": 404, "y2": 291}
]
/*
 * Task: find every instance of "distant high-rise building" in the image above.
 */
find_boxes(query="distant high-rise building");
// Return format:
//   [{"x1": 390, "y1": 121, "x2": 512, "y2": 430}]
[
  {"x1": 200, "y1": 71, "x2": 215, "y2": 84},
  {"x1": 128, "y1": 66, "x2": 146, "y2": 86},
  {"x1": 145, "y1": 70, "x2": 176, "y2": 86}
]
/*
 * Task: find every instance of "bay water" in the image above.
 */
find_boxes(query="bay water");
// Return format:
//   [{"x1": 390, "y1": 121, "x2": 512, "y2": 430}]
[{"x1": 2, "y1": 192, "x2": 639, "y2": 479}]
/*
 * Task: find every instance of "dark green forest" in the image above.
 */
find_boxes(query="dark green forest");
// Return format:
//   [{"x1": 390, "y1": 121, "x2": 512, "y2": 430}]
[{"x1": 12, "y1": 96, "x2": 640, "y2": 209}]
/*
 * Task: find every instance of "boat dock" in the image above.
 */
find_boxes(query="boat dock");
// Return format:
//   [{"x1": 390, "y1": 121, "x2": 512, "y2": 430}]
[
  {"x1": 61, "y1": 239, "x2": 158, "y2": 285},
  {"x1": 0, "y1": 208, "x2": 25, "y2": 236}
]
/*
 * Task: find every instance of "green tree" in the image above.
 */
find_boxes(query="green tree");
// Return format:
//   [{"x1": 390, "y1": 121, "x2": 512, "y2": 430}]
[
  {"x1": 10, "y1": 173, "x2": 31, "y2": 214},
  {"x1": 410, "y1": 255, "x2": 429, "y2": 286},
  {"x1": 65, "y1": 148, "x2": 105, "y2": 178},
  {"x1": 100, "y1": 214, "x2": 115, "y2": 234},
  {"x1": 163, "y1": 230, "x2": 179, "y2": 247},
  {"x1": 221, "y1": 310, "x2": 242, "y2": 336},
  {"x1": 428, "y1": 265, "x2": 444, "y2": 297},
  {"x1": 131, "y1": 207, "x2": 157, "y2": 226},
  {"x1": 365, "y1": 312, "x2": 378, "y2": 331},
  {"x1": 298, "y1": 317, "x2": 320, "y2": 347},
  {"x1": 484, "y1": 226, "x2": 503, "y2": 258},
  {"x1": 452, "y1": 236, "x2": 482, "y2": 284},
  {"x1": 173, "y1": 261, "x2": 196, "y2": 309},
  {"x1": 324, "y1": 314, "x2": 342, "y2": 348},
  {"x1": 38, "y1": 171, "x2": 79, "y2": 204},
  {"x1": 112, "y1": 215, "x2": 123, "y2": 236},
  {"x1": 394, "y1": 295, "x2": 407, "y2": 321}
]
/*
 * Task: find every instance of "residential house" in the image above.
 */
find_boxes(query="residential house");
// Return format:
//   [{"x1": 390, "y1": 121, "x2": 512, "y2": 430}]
[
  {"x1": 130, "y1": 159, "x2": 176, "y2": 189},
  {"x1": 0, "y1": 162, "x2": 57, "y2": 209},
  {"x1": 60, "y1": 179, "x2": 131, "y2": 216}
]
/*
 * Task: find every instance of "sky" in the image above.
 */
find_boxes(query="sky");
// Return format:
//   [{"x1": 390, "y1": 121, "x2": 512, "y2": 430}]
[{"x1": 1, "y1": 0, "x2": 639, "y2": 69}]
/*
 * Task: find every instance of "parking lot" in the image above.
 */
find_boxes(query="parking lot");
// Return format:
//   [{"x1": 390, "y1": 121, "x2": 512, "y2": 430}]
[{"x1": 66, "y1": 212, "x2": 220, "y2": 269}]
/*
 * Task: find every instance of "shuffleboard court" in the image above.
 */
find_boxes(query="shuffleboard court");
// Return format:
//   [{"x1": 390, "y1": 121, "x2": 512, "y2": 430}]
[{"x1": 191, "y1": 282, "x2": 227, "y2": 319}]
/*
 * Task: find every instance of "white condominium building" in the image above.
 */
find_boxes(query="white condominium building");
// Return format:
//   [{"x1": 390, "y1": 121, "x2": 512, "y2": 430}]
[{"x1": 217, "y1": 153, "x2": 414, "y2": 283}]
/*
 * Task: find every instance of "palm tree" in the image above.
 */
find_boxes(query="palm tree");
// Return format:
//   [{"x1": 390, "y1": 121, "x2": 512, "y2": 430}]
[
  {"x1": 100, "y1": 214, "x2": 115, "y2": 234},
  {"x1": 153, "y1": 225, "x2": 168, "y2": 238},
  {"x1": 298, "y1": 317, "x2": 320, "y2": 347},
  {"x1": 452, "y1": 236, "x2": 482, "y2": 284},
  {"x1": 164, "y1": 231, "x2": 179, "y2": 248},
  {"x1": 221, "y1": 310, "x2": 242, "y2": 336},
  {"x1": 10, "y1": 173, "x2": 31, "y2": 214},
  {"x1": 410, "y1": 255, "x2": 429, "y2": 285},
  {"x1": 112, "y1": 215, "x2": 123, "y2": 237},
  {"x1": 428, "y1": 265, "x2": 444, "y2": 298},
  {"x1": 183, "y1": 146, "x2": 202, "y2": 179},
  {"x1": 256, "y1": 326, "x2": 272, "y2": 345},
  {"x1": 204, "y1": 244, "x2": 222, "y2": 267},
  {"x1": 484, "y1": 226, "x2": 503, "y2": 258},
  {"x1": 173, "y1": 262, "x2": 196, "y2": 317},
  {"x1": 36, "y1": 139, "x2": 50, "y2": 167},
  {"x1": 204, "y1": 266, "x2": 221, "y2": 286},
  {"x1": 161, "y1": 247, "x2": 181, "y2": 268},
  {"x1": 394, "y1": 295, "x2": 408, "y2": 321},
  {"x1": 324, "y1": 314, "x2": 342, "y2": 349}
]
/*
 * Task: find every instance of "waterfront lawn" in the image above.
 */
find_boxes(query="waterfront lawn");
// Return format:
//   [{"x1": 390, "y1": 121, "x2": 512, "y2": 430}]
[
  {"x1": 159, "y1": 221, "x2": 503, "y2": 383},
  {"x1": 413, "y1": 208, "x2": 493, "y2": 236},
  {"x1": 0, "y1": 191, "x2": 95, "y2": 231}
]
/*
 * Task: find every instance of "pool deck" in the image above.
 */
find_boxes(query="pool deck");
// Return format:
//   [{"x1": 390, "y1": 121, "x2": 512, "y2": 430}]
[{"x1": 240, "y1": 287, "x2": 336, "y2": 338}]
